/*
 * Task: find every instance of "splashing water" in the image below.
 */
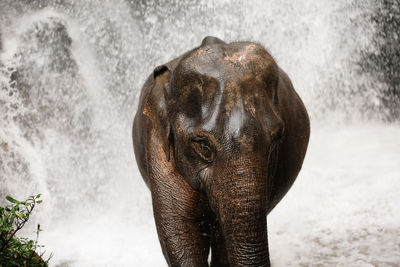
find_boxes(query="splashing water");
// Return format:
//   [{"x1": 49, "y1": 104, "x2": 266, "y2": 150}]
[{"x1": 0, "y1": 0, "x2": 399, "y2": 266}]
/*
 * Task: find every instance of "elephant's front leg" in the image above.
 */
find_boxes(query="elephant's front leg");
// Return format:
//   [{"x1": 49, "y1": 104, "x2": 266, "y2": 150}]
[
  {"x1": 147, "y1": 131, "x2": 210, "y2": 266},
  {"x1": 210, "y1": 222, "x2": 229, "y2": 267},
  {"x1": 150, "y1": 175, "x2": 210, "y2": 267}
]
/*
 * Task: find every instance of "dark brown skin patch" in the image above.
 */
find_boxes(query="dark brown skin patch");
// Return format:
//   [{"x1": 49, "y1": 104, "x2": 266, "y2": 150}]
[{"x1": 132, "y1": 36, "x2": 310, "y2": 267}]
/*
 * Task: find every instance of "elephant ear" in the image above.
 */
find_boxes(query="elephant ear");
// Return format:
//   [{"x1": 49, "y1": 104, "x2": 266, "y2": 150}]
[
  {"x1": 143, "y1": 65, "x2": 173, "y2": 161},
  {"x1": 268, "y1": 64, "x2": 280, "y2": 108},
  {"x1": 261, "y1": 65, "x2": 285, "y2": 141}
]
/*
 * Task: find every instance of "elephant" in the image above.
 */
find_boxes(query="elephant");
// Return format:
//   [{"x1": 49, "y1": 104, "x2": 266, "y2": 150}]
[{"x1": 132, "y1": 36, "x2": 310, "y2": 267}]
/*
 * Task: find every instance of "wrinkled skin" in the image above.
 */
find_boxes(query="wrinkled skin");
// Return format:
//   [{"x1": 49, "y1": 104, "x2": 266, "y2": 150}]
[{"x1": 133, "y1": 36, "x2": 310, "y2": 267}]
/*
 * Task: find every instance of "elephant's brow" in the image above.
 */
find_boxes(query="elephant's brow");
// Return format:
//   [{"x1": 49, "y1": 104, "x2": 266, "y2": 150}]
[{"x1": 179, "y1": 71, "x2": 220, "y2": 92}]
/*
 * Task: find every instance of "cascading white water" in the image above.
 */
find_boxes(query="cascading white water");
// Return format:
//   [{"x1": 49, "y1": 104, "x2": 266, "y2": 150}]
[{"x1": 0, "y1": 0, "x2": 399, "y2": 266}]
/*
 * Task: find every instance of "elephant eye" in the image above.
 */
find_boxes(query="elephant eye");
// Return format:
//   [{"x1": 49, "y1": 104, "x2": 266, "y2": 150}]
[{"x1": 192, "y1": 139, "x2": 213, "y2": 163}]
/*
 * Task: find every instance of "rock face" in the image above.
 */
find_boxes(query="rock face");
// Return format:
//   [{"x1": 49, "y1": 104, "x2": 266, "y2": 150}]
[
  {"x1": 0, "y1": 5, "x2": 140, "y2": 212},
  {"x1": 0, "y1": 143, "x2": 8, "y2": 152},
  {"x1": 0, "y1": 16, "x2": 98, "y2": 206},
  {"x1": 359, "y1": 1, "x2": 400, "y2": 121},
  {"x1": 9, "y1": 17, "x2": 92, "y2": 141}
]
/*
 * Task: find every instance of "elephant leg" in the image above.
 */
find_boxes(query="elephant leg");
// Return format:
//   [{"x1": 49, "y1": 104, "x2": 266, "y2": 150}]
[
  {"x1": 147, "y1": 129, "x2": 210, "y2": 266},
  {"x1": 210, "y1": 222, "x2": 229, "y2": 267},
  {"x1": 145, "y1": 131, "x2": 212, "y2": 265},
  {"x1": 151, "y1": 183, "x2": 210, "y2": 267}
]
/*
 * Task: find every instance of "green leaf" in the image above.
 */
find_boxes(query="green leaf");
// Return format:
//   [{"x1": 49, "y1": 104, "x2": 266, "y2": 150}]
[
  {"x1": 36, "y1": 200, "x2": 43, "y2": 204},
  {"x1": 0, "y1": 226, "x2": 10, "y2": 232},
  {"x1": 5, "y1": 196, "x2": 20, "y2": 204},
  {"x1": 36, "y1": 194, "x2": 41, "y2": 198},
  {"x1": 14, "y1": 211, "x2": 25, "y2": 219}
]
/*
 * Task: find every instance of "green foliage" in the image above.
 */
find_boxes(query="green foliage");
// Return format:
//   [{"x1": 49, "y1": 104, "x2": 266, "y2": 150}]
[{"x1": 0, "y1": 194, "x2": 51, "y2": 267}]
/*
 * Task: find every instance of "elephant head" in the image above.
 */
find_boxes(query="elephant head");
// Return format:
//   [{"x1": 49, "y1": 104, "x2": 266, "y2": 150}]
[{"x1": 134, "y1": 36, "x2": 309, "y2": 266}]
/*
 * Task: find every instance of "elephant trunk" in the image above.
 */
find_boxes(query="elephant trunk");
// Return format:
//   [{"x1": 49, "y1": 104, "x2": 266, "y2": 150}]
[{"x1": 207, "y1": 154, "x2": 270, "y2": 267}]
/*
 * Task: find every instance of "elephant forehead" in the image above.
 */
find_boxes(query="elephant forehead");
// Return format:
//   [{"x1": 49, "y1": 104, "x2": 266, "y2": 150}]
[
  {"x1": 170, "y1": 75, "x2": 270, "y2": 136},
  {"x1": 170, "y1": 42, "x2": 278, "y2": 143},
  {"x1": 201, "y1": 94, "x2": 261, "y2": 138},
  {"x1": 176, "y1": 42, "x2": 276, "y2": 80},
  {"x1": 170, "y1": 43, "x2": 277, "y2": 113}
]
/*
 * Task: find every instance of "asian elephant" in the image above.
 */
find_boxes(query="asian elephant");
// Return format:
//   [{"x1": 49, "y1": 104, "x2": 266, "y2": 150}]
[{"x1": 132, "y1": 36, "x2": 310, "y2": 267}]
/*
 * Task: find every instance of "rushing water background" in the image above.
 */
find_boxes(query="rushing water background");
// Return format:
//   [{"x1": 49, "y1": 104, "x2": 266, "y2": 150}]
[{"x1": 0, "y1": 0, "x2": 399, "y2": 266}]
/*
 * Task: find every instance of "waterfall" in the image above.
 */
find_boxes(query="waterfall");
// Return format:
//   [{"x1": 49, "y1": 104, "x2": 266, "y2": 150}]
[{"x1": 0, "y1": 0, "x2": 399, "y2": 266}]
